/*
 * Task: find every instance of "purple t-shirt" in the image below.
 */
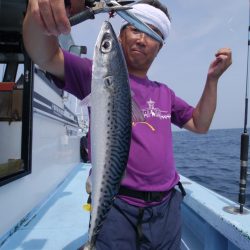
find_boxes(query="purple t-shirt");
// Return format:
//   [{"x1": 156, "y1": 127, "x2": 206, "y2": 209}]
[{"x1": 54, "y1": 50, "x2": 194, "y2": 206}]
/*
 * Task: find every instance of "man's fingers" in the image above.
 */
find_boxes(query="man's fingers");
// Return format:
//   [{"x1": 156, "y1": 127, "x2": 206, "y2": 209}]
[
  {"x1": 29, "y1": 0, "x2": 49, "y2": 34},
  {"x1": 50, "y1": 0, "x2": 71, "y2": 34},
  {"x1": 37, "y1": 0, "x2": 70, "y2": 36},
  {"x1": 215, "y1": 48, "x2": 232, "y2": 59},
  {"x1": 215, "y1": 48, "x2": 232, "y2": 67}
]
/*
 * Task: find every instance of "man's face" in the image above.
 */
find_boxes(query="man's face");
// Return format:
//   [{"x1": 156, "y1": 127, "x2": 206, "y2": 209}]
[{"x1": 119, "y1": 24, "x2": 163, "y2": 75}]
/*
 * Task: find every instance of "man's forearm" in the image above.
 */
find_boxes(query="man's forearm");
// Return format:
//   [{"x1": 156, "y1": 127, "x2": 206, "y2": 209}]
[
  {"x1": 192, "y1": 77, "x2": 218, "y2": 133},
  {"x1": 22, "y1": 3, "x2": 65, "y2": 79}
]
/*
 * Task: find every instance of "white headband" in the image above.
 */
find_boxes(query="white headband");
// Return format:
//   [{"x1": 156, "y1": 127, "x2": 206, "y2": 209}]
[{"x1": 122, "y1": 3, "x2": 171, "y2": 41}]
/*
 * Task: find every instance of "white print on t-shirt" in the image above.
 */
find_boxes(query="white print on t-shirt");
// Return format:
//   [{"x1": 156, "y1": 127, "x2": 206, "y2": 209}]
[{"x1": 142, "y1": 99, "x2": 171, "y2": 120}]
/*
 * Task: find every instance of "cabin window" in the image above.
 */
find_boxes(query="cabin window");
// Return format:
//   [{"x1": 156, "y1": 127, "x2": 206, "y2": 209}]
[
  {"x1": 0, "y1": 0, "x2": 87, "y2": 186},
  {"x1": 0, "y1": 37, "x2": 33, "y2": 187}
]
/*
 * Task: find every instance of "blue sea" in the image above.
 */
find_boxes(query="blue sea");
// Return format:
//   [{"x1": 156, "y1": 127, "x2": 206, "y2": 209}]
[{"x1": 173, "y1": 128, "x2": 250, "y2": 209}]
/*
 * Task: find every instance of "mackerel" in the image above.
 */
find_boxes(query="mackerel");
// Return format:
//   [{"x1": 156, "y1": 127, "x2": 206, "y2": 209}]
[{"x1": 84, "y1": 21, "x2": 132, "y2": 249}]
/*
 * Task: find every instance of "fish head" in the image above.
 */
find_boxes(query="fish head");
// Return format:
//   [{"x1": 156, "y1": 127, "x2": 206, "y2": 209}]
[
  {"x1": 96, "y1": 21, "x2": 118, "y2": 54},
  {"x1": 93, "y1": 21, "x2": 127, "y2": 78}
]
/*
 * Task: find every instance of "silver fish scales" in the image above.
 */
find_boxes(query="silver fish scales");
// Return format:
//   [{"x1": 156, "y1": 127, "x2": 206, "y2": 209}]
[{"x1": 84, "y1": 21, "x2": 132, "y2": 249}]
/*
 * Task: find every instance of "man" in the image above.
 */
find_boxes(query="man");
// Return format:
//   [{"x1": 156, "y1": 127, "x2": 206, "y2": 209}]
[
  {"x1": 80, "y1": 134, "x2": 89, "y2": 163},
  {"x1": 23, "y1": 0, "x2": 232, "y2": 249}
]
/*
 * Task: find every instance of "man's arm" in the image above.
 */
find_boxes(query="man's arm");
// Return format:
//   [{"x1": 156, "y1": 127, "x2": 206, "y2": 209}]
[
  {"x1": 22, "y1": 0, "x2": 84, "y2": 80},
  {"x1": 184, "y1": 48, "x2": 232, "y2": 134}
]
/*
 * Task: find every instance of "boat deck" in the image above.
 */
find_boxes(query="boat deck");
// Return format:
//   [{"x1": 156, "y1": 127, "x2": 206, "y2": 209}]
[
  {"x1": 1, "y1": 162, "x2": 250, "y2": 250},
  {"x1": 0, "y1": 163, "x2": 91, "y2": 250}
]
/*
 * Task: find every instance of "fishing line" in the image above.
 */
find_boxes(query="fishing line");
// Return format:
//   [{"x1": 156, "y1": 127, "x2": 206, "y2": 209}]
[{"x1": 238, "y1": 0, "x2": 250, "y2": 214}]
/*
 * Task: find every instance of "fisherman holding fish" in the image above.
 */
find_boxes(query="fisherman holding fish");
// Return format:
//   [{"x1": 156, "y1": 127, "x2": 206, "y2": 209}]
[{"x1": 23, "y1": 0, "x2": 232, "y2": 249}]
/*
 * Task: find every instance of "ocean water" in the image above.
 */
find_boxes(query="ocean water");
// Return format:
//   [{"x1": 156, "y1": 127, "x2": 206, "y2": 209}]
[{"x1": 173, "y1": 128, "x2": 250, "y2": 209}]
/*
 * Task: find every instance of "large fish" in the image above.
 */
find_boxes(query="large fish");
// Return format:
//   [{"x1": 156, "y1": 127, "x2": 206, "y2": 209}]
[{"x1": 84, "y1": 21, "x2": 132, "y2": 249}]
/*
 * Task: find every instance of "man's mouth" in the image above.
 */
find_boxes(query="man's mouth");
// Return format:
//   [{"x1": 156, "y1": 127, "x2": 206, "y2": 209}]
[{"x1": 131, "y1": 48, "x2": 145, "y2": 55}]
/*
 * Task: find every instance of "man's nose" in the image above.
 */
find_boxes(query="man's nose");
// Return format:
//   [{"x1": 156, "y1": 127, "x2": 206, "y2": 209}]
[{"x1": 136, "y1": 32, "x2": 147, "y2": 44}]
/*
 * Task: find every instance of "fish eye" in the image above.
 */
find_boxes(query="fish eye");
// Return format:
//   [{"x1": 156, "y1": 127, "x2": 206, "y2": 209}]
[{"x1": 101, "y1": 39, "x2": 112, "y2": 52}]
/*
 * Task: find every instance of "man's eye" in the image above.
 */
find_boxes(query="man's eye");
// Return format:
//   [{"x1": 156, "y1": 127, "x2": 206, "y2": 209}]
[{"x1": 131, "y1": 28, "x2": 140, "y2": 33}]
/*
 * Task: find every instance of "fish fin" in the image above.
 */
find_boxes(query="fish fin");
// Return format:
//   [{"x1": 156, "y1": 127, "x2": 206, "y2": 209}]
[
  {"x1": 80, "y1": 94, "x2": 91, "y2": 107},
  {"x1": 132, "y1": 97, "x2": 145, "y2": 122},
  {"x1": 104, "y1": 76, "x2": 115, "y2": 89},
  {"x1": 82, "y1": 90, "x2": 144, "y2": 122}
]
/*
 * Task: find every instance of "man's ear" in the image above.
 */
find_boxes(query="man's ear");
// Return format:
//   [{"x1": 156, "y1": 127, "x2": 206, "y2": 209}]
[
  {"x1": 118, "y1": 32, "x2": 124, "y2": 43},
  {"x1": 118, "y1": 27, "x2": 125, "y2": 43},
  {"x1": 158, "y1": 43, "x2": 163, "y2": 52}
]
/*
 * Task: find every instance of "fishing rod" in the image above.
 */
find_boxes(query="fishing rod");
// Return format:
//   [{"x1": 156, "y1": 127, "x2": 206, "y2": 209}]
[{"x1": 238, "y1": 0, "x2": 250, "y2": 214}]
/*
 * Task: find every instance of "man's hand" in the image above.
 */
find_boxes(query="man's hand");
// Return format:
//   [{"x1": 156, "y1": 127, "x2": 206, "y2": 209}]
[
  {"x1": 27, "y1": 0, "x2": 85, "y2": 36},
  {"x1": 207, "y1": 48, "x2": 232, "y2": 81},
  {"x1": 23, "y1": 0, "x2": 85, "y2": 79}
]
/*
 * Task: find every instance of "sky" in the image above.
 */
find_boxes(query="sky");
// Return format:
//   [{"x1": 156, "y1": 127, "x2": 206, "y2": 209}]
[{"x1": 70, "y1": 0, "x2": 249, "y2": 130}]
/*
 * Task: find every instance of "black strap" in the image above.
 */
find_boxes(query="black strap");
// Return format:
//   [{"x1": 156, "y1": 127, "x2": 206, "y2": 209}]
[
  {"x1": 118, "y1": 181, "x2": 186, "y2": 202},
  {"x1": 118, "y1": 186, "x2": 171, "y2": 202},
  {"x1": 87, "y1": 194, "x2": 92, "y2": 204},
  {"x1": 136, "y1": 208, "x2": 145, "y2": 249},
  {"x1": 177, "y1": 181, "x2": 186, "y2": 196}
]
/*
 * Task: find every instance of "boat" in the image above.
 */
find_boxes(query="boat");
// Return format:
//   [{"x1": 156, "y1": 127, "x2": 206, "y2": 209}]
[
  {"x1": 0, "y1": 1, "x2": 250, "y2": 249},
  {"x1": 0, "y1": 0, "x2": 87, "y2": 246}
]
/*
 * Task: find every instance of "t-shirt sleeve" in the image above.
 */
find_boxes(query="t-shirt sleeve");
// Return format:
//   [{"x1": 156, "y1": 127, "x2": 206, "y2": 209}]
[
  {"x1": 52, "y1": 49, "x2": 92, "y2": 100},
  {"x1": 170, "y1": 90, "x2": 194, "y2": 128}
]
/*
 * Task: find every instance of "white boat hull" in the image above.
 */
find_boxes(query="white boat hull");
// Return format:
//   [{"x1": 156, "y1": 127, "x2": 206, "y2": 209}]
[{"x1": 0, "y1": 72, "x2": 82, "y2": 237}]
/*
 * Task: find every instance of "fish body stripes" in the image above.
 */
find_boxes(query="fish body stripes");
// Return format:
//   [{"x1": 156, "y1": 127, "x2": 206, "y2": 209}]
[{"x1": 87, "y1": 21, "x2": 132, "y2": 249}]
